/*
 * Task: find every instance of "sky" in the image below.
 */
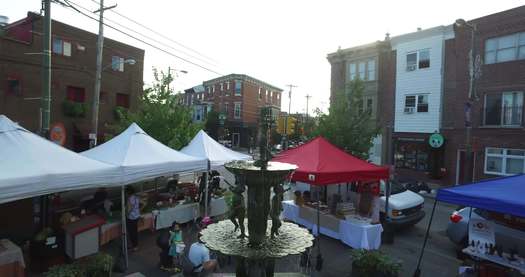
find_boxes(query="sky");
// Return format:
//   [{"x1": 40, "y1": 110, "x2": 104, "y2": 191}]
[{"x1": 4, "y1": 0, "x2": 525, "y2": 114}]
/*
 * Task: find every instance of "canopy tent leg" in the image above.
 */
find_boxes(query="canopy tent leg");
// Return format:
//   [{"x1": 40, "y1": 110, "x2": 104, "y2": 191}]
[
  {"x1": 315, "y1": 200, "x2": 323, "y2": 271},
  {"x1": 204, "y1": 160, "x2": 211, "y2": 217},
  {"x1": 121, "y1": 185, "x2": 129, "y2": 269},
  {"x1": 413, "y1": 199, "x2": 437, "y2": 277}
]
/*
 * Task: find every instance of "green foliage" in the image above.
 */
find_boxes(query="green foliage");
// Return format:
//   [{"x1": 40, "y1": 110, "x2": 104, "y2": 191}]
[
  {"x1": 204, "y1": 109, "x2": 220, "y2": 139},
  {"x1": 351, "y1": 249, "x2": 402, "y2": 276},
  {"x1": 311, "y1": 79, "x2": 379, "y2": 159},
  {"x1": 112, "y1": 68, "x2": 202, "y2": 150},
  {"x1": 62, "y1": 100, "x2": 87, "y2": 118},
  {"x1": 45, "y1": 263, "x2": 84, "y2": 277},
  {"x1": 44, "y1": 253, "x2": 113, "y2": 277}
]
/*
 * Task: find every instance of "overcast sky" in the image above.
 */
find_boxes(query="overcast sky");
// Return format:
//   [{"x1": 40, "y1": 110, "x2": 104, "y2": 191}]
[{"x1": 5, "y1": 0, "x2": 524, "y2": 114}]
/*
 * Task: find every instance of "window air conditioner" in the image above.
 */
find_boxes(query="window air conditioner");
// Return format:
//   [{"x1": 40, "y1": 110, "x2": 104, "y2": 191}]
[
  {"x1": 404, "y1": 107, "x2": 415, "y2": 114},
  {"x1": 406, "y1": 64, "x2": 416, "y2": 71}
]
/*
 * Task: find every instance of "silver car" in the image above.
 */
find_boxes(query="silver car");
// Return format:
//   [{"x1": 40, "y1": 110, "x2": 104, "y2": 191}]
[{"x1": 447, "y1": 207, "x2": 525, "y2": 257}]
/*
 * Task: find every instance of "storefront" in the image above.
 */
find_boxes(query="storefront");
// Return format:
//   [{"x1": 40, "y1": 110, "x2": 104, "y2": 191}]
[{"x1": 393, "y1": 134, "x2": 445, "y2": 181}]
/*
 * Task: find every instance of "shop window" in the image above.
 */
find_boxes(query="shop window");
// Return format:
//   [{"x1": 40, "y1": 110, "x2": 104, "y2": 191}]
[
  {"x1": 484, "y1": 92, "x2": 523, "y2": 126},
  {"x1": 485, "y1": 147, "x2": 525, "y2": 176},
  {"x1": 395, "y1": 142, "x2": 429, "y2": 171},
  {"x1": 111, "y1": 56, "x2": 124, "y2": 72},
  {"x1": 7, "y1": 77, "x2": 21, "y2": 96},
  {"x1": 116, "y1": 93, "x2": 130, "y2": 108},
  {"x1": 52, "y1": 38, "x2": 71, "y2": 57},
  {"x1": 66, "y1": 86, "x2": 85, "y2": 103}
]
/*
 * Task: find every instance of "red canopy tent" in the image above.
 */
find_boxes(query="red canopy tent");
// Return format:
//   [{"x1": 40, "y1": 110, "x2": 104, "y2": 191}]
[{"x1": 271, "y1": 137, "x2": 389, "y2": 185}]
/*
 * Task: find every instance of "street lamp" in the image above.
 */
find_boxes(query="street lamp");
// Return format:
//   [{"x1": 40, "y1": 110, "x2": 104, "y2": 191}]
[
  {"x1": 90, "y1": 58, "x2": 137, "y2": 148},
  {"x1": 167, "y1": 67, "x2": 188, "y2": 92}
]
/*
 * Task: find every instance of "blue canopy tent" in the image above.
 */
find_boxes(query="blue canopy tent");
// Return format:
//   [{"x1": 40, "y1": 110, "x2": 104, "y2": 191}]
[
  {"x1": 436, "y1": 174, "x2": 525, "y2": 218},
  {"x1": 413, "y1": 174, "x2": 525, "y2": 276}
]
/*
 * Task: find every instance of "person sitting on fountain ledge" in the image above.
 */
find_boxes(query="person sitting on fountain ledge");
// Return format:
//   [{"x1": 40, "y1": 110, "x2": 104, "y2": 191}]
[{"x1": 188, "y1": 233, "x2": 218, "y2": 276}]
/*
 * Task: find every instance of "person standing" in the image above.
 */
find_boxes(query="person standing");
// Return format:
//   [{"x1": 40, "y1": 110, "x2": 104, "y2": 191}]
[
  {"x1": 126, "y1": 186, "x2": 140, "y2": 252},
  {"x1": 168, "y1": 222, "x2": 184, "y2": 272}
]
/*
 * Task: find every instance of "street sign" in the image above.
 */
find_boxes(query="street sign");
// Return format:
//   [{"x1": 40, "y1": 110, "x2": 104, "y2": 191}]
[{"x1": 429, "y1": 133, "x2": 444, "y2": 148}]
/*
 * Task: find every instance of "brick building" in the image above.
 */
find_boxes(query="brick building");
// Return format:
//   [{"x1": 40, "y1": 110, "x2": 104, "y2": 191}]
[
  {"x1": 185, "y1": 74, "x2": 282, "y2": 148},
  {"x1": 326, "y1": 40, "x2": 393, "y2": 165},
  {"x1": 442, "y1": 6, "x2": 525, "y2": 185},
  {"x1": 0, "y1": 12, "x2": 144, "y2": 151}
]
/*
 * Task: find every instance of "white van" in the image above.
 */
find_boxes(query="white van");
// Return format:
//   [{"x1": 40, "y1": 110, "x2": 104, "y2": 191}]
[{"x1": 379, "y1": 180, "x2": 425, "y2": 228}]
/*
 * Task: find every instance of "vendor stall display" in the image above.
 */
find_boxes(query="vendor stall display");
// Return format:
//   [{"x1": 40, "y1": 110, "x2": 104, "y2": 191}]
[
  {"x1": 62, "y1": 215, "x2": 106, "y2": 259},
  {"x1": 414, "y1": 174, "x2": 525, "y2": 277},
  {"x1": 273, "y1": 137, "x2": 389, "y2": 258},
  {"x1": 0, "y1": 239, "x2": 25, "y2": 277}
]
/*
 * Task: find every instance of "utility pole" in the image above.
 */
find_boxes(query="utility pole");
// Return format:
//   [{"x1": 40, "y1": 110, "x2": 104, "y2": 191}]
[
  {"x1": 305, "y1": 94, "x2": 311, "y2": 119},
  {"x1": 41, "y1": 0, "x2": 51, "y2": 137},
  {"x1": 90, "y1": 0, "x2": 116, "y2": 148},
  {"x1": 284, "y1": 84, "x2": 297, "y2": 150}
]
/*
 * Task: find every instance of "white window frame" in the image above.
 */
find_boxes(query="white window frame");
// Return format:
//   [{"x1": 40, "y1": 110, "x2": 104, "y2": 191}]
[
  {"x1": 406, "y1": 49, "x2": 430, "y2": 71},
  {"x1": 258, "y1": 87, "x2": 262, "y2": 101},
  {"x1": 403, "y1": 94, "x2": 429, "y2": 114},
  {"x1": 220, "y1": 83, "x2": 224, "y2": 91},
  {"x1": 485, "y1": 32, "x2": 525, "y2": 64},
  {"x1": 52, "y1": 38, "x2": 72, "y2": 57},
  {"x1": 226, "y1": 81, "x2": 230, "y2": 90},
  {"x1": 347, "y1": 62, "x2": 357, "y2": 81},
  {"x1": 358, "y1": 62, "x2": 366, "y2": 80},
  {"x1": 367, "y1": 59, "x2": 376, "y2": 81},
  {"x1": 234, "y1": 80, "x2": 242, "y2": 96},
  {"x1": 234, "y1": 102, "x2": 241, "y2": 119},
  {"x1": 485, "y1": 147, "x2": 525, "y2": 176},
  {"x1": 111, "y1": 56, "x2": 124, "y2": 72},
  {"x1": 207, "y1": 86, "x2": 211, "y2": 94}
]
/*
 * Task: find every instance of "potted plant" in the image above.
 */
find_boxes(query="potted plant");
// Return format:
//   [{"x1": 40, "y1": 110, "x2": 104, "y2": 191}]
[
  {"x1": 85, "y1": 252, "x2": 114, "y2": 277},
  {"x1": 62, "y1": 100, "x2": 87, "y2": 117},
  {"x1": 45, "y1": 263, "x2": 84, "y2": 277},
  {"x1": 351, "y1": 249, "x2": 401, "y2": 277}
]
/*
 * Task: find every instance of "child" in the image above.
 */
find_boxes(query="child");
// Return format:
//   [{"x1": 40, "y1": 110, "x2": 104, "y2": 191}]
[{"x1": 168, "y1": 222, "x2": 184, "y2": 272}]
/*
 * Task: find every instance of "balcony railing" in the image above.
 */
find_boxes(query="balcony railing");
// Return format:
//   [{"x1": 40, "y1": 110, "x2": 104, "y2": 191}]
[{"x1": 483, "y1": 105, "x2": 523, "y2": 127}]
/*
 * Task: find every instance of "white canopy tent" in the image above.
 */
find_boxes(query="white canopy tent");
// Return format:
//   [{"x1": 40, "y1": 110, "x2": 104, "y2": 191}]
[
  {"x1": 81, "y1": 123, "x2": 208, "y2": 267},
  {"x1": 0, "y1": 115, "x2": 122, "y2": 205},
  {"x1": 180, "y1": 130, "x2": 251, "y2": 216},
  {"x1": 81, "y1": 123, "x2": 207, "y2": 184},
  {"x1": 180, "y1": 130, "x2": 251, "y2": 168}
]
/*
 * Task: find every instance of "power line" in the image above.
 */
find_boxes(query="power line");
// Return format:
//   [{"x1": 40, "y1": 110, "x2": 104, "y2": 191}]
[
  {"x1": 89, "y1": 0, "x2": 220, "y2": 66},
  {"x1": 59, "y1": 0, "x2": 223, "y2": 75}
]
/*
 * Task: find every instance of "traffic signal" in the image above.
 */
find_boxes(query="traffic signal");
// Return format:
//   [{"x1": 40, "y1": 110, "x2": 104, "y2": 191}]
[{"x1": 286, "y1": 117, "x2": 297, "y2": 135}]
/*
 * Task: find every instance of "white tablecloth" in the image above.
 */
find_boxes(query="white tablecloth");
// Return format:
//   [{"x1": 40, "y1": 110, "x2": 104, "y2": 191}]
[
  {"x1": 209, "y1": 197, "x2": 228, "y2": 217},
  {"x1": 0, "y1": 239, "x2": 25, "y2": 268},
  {"x1": 154, "y1": 203, "x2": 200, "y2": 230},
  {"x1": 282, "y1": 201, "x2": 383, "y2": 250}
]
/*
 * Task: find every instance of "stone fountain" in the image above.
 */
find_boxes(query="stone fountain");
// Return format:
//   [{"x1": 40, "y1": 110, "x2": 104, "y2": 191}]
[{"x1": 200, "y1": 107, "x2": 314, "y2": 277}]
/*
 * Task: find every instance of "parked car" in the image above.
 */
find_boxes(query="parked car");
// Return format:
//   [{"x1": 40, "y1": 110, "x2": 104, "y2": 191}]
[
  {"x1": 379, "y1": 180, "x2": 426, "y2": 228},
  {"x1": 447, "y1": 207, "x2": 525, "y2": 257}
]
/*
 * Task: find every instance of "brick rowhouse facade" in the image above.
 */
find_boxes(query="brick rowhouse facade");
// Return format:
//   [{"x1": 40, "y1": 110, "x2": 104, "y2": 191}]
[
  {"x1": 327, "y1": 40, "x2": 394, "y2": 166},
  {"x1": 185, "y1": 74, "x2": 282, "y2": 148},
  {"x1": 0, "y1": 12, "x2": 144, "y2": 152},
  {"x1": 442, "y1": 6, "x2": 525, "y2": 185}
]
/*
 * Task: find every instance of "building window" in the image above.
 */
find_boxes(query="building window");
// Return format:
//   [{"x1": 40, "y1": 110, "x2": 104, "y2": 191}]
[
  {"x1": 406, "y1": 49, "x2": 430, "y2": 71},
  {"x1": 258, "y1": 87, "x2": 262, "y2": 101},
  {"x1": 226, "y1": 81, "x2": 230, "y2": 90},
  {"x1": 417, "y1": 95, "x2": 429, "y2": 112},
  {"x1": 395, "y1": 141, "x2": 429, "y2": 171},
  {"x1": 111, "y1": 56, "x2": 124, "y2": 71},
  {"x1": 212, "y1": 85, "x2": 215, "y2": 93},
  {"x1": 220, "y1": 83, "x2": 224, "y2": 91},
  {"x1": 347, "y1": 63, "x2": 356, "y2": 81},
  {"x1": 265, "y1": 90, "x2": 269, "y2": 102},
  {"x1": 485, "y1": 147, "x2": 525, "y2": 176},
  {"x1": 116, "y1": 93, "x2": 130, "y2": 108},
  {"x1": 485, "y1": 32, "x2": 525, "y2": 64},
  {"x1": 52, "y1": 38, "x2": 72, "y2": 57},
  {"x1": 365, "y1": 97, "x2": 374, "y2": 115},
  {"x1": 358, "y1": 62, "x2": 366, "y2": 80},
  {"x1": 224, "y1": 103, "x2": 229, "y2": 117},
  {"x1": 367, "y1": 59, "x2": 376, "y2": 81},
  {"x1": 235, "y1": 80, "x2": 242, "y2": 96},
  {"x1": 234, "y1": 102, "x2": 241, "y2": 119},
  {"x1": 484, "y1": 92, "x2": 523, "y2": 126},
  {"x1": 7, "y1": 77, "x2": 21, "y2": 95},
  {"x1": 207, "y1": 86, "x2": 211, "y2": 94},
  {"x1": 404, "y1": 94, "x2": 428, "y2": 113},
  {"x1": 66, "y1": 86, "x2": 85, "y2": 103}
]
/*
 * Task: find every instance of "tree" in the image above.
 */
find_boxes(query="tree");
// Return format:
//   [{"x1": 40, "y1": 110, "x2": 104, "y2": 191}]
[
  {"x1": 204, "y1": 109, "x2": 220, "y2": 140},
  {"x1": 311, "y1": 79, "x2": 379, "y2": 160},
  {"x1": 113, "y1": 68, "x2": 202, "y2": 150}
]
